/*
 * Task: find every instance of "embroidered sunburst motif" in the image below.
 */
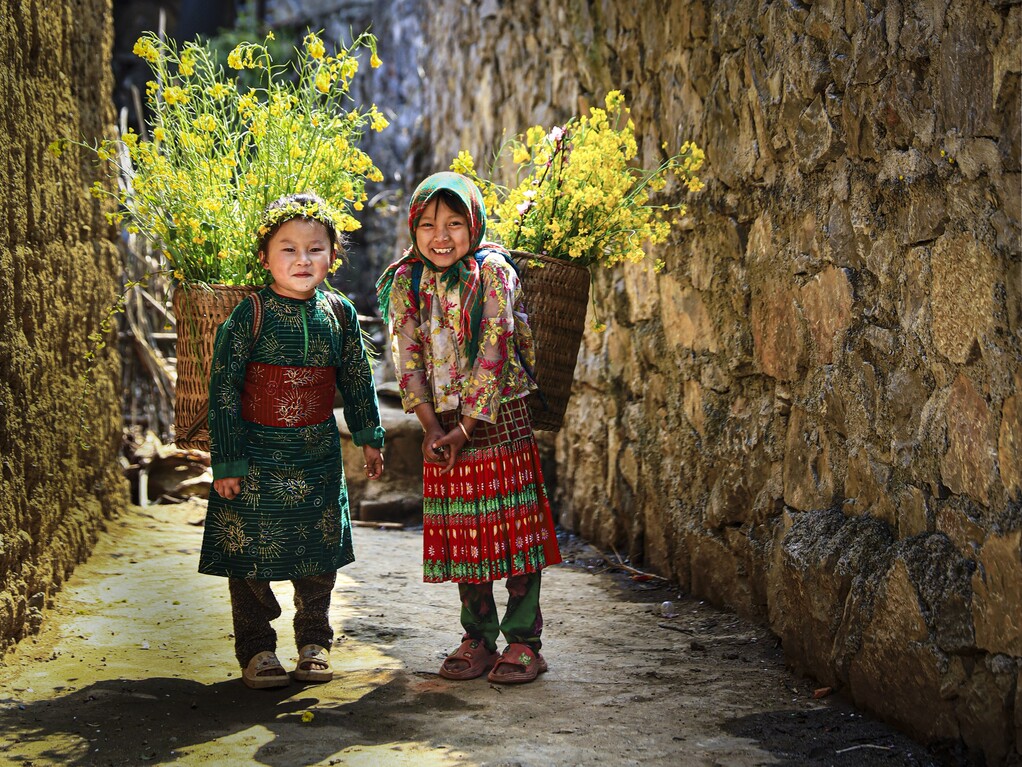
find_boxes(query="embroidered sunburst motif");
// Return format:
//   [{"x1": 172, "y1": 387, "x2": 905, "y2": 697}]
[
  {"x1": 210, "y1": 509, "x2": 252, "y2": 555},
  {"x1": 261, "y1": 336, "x2": 287, "y2": 365},
  {"x1": 307, "y1": 337, "x2": 331, "y2": 366},
  {"x1": 266, "y1": 297, "x2": 305, "y2": 329},
  {"x1": 294, "y1": 522, "x2": 310, "y2": 540},
  {"x1": 300, "y1": 425, "x2": 330, "y2": 458},
  {"x1": 255, "y1": 516, "x2": 286, "y2": 560},
  {"x1": 294, "y1": 559, "x2": 322, "y2": 578},
  {"x1": 315, "y1": 504, "x2": 341, "y2": 544},
  {"x1": 267, "y1": 467, "x2": 313, "y2": 506},
  {"x1": 238, "y1": 466, "x2": 262, "y2": 507}
]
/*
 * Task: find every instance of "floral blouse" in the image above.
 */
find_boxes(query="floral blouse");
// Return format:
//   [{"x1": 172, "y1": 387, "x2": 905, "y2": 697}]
[{"x1": 388, "y1": 252, "x2": 537, "y2": 423}]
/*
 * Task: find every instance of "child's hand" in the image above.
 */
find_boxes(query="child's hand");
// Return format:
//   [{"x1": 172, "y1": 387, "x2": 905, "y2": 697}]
[
  {"x1": 422, "y1": 424, "x2": 448, "y2": 464},
  {"x1": 362, "y1": 446, "x2": 384, "y2": 480},
  {"x1": 213, "y1": 477, "x2": 242, "y2": 500},
  {"x1": 433, "y1": 421, "x2": 474, "y2": 475}
]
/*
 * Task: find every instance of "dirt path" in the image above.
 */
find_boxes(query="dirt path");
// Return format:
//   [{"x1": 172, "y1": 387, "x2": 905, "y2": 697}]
[{"x1": 0, "y1": 501, "x2": 950, "y2": 766}]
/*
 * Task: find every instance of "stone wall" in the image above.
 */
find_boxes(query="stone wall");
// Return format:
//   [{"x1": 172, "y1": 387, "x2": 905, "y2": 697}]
[
  {"x1": 0, "y1": 1, "x2": 128, "y2": 650},
  {"x1": 419, "y1": 0, "x2": 1020, "y2": 761}
]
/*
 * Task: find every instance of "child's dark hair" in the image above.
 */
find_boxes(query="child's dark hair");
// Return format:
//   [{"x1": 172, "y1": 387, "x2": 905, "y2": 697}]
[
  {"x1": 256, "y1": 192, "x2": 344, "y2": 255},
  {"x1": 424, "y1": 188, "x2": 471, "y2": 220}
]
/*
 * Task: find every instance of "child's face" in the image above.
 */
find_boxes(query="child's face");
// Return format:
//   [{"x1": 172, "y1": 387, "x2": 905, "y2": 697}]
[
  {"x1": 415, "y1": 198, "x2": 470, "y2": 270},
  {"x1": 259, "y1": 218, "x2": 335, "y2": 299}
]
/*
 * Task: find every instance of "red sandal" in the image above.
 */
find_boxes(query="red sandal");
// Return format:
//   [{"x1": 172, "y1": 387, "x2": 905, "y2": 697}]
[
  {"x1": 439, "y1": 638, "x2": 498, "y2": 680},
  {"x1": 487, "y1": 643, "x2": 548, "y2": 684}
]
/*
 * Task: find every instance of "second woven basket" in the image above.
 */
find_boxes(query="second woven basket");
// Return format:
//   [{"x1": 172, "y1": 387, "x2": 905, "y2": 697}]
[
  {"x1": 510, "y1": 251, "x2": 590, "y2": 432},
  {"x1": 172, "y1": 283, "x2": 261, "y2": 451}
]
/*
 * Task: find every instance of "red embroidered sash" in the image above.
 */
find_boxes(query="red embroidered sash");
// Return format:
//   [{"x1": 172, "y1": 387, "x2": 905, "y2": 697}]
[{"x1": 242, "y1": 363, "x2": 335, "y2": 427}]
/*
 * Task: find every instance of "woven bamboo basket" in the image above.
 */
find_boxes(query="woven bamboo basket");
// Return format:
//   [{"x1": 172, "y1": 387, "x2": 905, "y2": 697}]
[
  {"x1": 510, "y1": 251, "x2": 590, "y2": 432},
  {"x1": 172, "y1": 284, "x2": 261, "y2": 451}
]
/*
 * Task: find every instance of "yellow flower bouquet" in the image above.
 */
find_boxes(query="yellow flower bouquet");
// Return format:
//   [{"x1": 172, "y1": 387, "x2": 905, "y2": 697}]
[
  {"x1": 445, "y1": 92, "x2": 704, "y2": 430},
  {"x1": 451, "y1": 90, "x2": 704, "y2": 271},
  {"x1": 60, "y1": 30, "x2": 388, "y2": 286}
]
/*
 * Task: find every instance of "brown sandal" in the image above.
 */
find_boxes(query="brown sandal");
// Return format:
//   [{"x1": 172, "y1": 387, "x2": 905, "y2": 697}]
[
  {"x1": 438, "y1": 639, "x2": 498, "y2": 680},
  {"x1": 242, "y1": 651, "x2": 290, "y2": 689},
  {"x1": 486, "y1": 643, "x2": 548, "y2": 685},
  {"x1": 294, "y1": 644, "x2": 333, "y2": 683}
]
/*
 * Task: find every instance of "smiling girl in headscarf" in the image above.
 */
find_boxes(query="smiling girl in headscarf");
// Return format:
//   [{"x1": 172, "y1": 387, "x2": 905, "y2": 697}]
[{"x1": 377, "y1": 171, "x2": 561, "y2": 684}]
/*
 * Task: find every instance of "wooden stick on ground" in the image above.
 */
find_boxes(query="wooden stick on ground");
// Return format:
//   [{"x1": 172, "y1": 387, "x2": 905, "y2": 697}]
[{"x1": 609, "y1": 545, "x2": 668, "y2": 581}]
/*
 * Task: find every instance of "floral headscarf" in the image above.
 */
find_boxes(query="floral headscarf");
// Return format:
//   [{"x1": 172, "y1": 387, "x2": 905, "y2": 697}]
[{"x1": 376, "y1": 172, "x2": 499, "y2": 365}]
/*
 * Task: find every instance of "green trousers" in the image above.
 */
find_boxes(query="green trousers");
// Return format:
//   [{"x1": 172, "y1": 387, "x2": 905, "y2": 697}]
[{"x1": 458, "y1": 572, "x2": 543, "y2": 653}]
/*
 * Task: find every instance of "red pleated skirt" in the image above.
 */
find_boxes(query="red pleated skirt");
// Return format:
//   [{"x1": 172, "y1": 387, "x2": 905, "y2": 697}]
[{"x1": 422, "y1": 398, "x2": 562, "y2": 583}]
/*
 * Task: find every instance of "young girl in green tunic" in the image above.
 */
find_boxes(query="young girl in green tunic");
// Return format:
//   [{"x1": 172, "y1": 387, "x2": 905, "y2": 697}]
[{"x1": 200, "y1": 192, "x2": 385, "y2": 689}]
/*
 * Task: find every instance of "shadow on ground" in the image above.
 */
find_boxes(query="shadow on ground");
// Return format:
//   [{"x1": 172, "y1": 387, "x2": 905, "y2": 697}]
[{"x1": 3, "y1": 671, "x2": 491, "y2": 766}]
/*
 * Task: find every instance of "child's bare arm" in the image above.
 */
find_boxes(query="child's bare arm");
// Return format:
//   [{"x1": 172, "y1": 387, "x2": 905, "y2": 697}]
[{"x1": 213, "y1": 477, "x2": 242, "y2": 500}]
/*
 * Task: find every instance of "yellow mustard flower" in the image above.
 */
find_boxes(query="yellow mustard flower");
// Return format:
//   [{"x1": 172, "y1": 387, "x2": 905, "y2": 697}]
[
  {"x1": 315, "y1": 70, "x2": 332, "y2": 94},
  {"x1": 133, "y1": 37, "x2": 159, "y2": 63},
  {"x1": 305, "y1": 34, "x2": 326, "y2": 60}
]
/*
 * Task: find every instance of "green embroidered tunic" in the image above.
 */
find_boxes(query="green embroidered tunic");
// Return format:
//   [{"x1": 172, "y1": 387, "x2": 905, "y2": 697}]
[{"x1": 199, "y1": 287, "x2": 384, "y2": 580}]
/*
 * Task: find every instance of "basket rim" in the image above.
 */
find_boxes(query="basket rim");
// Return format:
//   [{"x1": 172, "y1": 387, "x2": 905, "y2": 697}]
[{"x1": 508, "y1": 250, "x2": 591, "y2": 275}]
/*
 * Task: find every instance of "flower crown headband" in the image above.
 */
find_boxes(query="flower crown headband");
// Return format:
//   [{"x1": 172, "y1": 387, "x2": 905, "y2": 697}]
[{"x1": 256, "y1": 200, "x2": 343, "y2": 245}]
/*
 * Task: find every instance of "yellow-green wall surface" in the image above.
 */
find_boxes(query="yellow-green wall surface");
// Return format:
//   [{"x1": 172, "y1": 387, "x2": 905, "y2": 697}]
[{"x1": 0, "y1": 0, "x2": 127, "y2": 650}]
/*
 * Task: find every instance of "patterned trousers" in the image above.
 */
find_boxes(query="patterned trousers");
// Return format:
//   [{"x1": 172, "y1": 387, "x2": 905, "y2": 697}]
[
  {"x1": 458, "y1": 571, "x2": 543, "y2": 653},
  {"x1": 228, "y1": 572, "x2": 336, "y2": 667}
]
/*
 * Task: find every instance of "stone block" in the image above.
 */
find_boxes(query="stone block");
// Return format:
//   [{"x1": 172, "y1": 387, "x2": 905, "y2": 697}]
[
  {"x1": 682, "y1": 379, "x2": 704, "y2": 437},
  {"x1": 658, "y1": 274, "x2": 717, "y2": 353},
  {"x1": 687, "y1": 530, "x2": 754, "y2": 617},
  {"x1": 941, "y1": 374, "x2": 996, "y2": 506},
  {"x1": 930, "y1": 233, "x2": 997, "y2": 368},
  {"x1": 706, "y1": 451, "x2": 770, "y2": 530},
  {"x1": 767, "y1": 509, "x2": 894, "y2": 687},
  {"x1": 897, "y1": 181, "x2": 948, "y2": 246},
  {"x1": 795, "y1": 94, "x2": 843, "y2": 171},
  {"x1": 936, "y1": 4, "x2": 996, "y2": 138},
  {"x1": 621, "y1": 260, "x2": 659, "y2": 323},
  {"x1": 953, "y1": 654, "x2": 1018, "y2": 766},
  {"x1": 783, "y1": 407, "x2": 836, "y2": 511},
  {"x1": 338, "y1": 400, "x2": 423, "y2": 524},
  {"x1": 798, "y1": 266, "x2": 853, "y2": 365},
  {"x1": 843, "y1": 448, "x2": 895, "y2": 527},
  {"x1": 900, "y1": 534, "x2": 976, "y2": 654},
  {"x1": 971, "y1": 530, "x2": 1022, "y2": 657},
  {"x1": 896, "y1": 485, "x2": 929, "y2": 539},
  {"x1": 847, "y1": 572, "x2": 958, "y2": 743},
  {"x1": 752, "y1": 282, "x2": 806, "y2": 382},
  {"x1": 999, "y1": 389, "x2": 1022, "y2": 499}
]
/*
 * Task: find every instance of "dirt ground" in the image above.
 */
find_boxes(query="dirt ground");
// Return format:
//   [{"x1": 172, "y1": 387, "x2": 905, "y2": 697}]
[{"x1": 0, "y1": 500, "x2": 961, "y2": 767}]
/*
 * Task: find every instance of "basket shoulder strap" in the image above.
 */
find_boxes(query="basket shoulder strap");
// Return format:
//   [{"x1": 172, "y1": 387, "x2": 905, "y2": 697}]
[
  {"x1": 183, "y1": 290, "x2": 261, "y2": 444},
  {"x1": 411, "y1": 261, "x2": 423, "y2": 301},
  {"x1": 323, "y1": 290, "x2": 348, "y2": 334},
  {"x1": 248, "y1": 292, "x2": 263, "y2": 351}
]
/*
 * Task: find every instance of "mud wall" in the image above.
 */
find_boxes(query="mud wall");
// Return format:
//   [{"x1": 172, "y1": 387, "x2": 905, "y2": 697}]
[
  {"x1": 0, "y1": 1, "x2": 128, "y2": 650},
  {"x1": 418, "y1": 1, "x2": 1021, "y2": 761}
]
